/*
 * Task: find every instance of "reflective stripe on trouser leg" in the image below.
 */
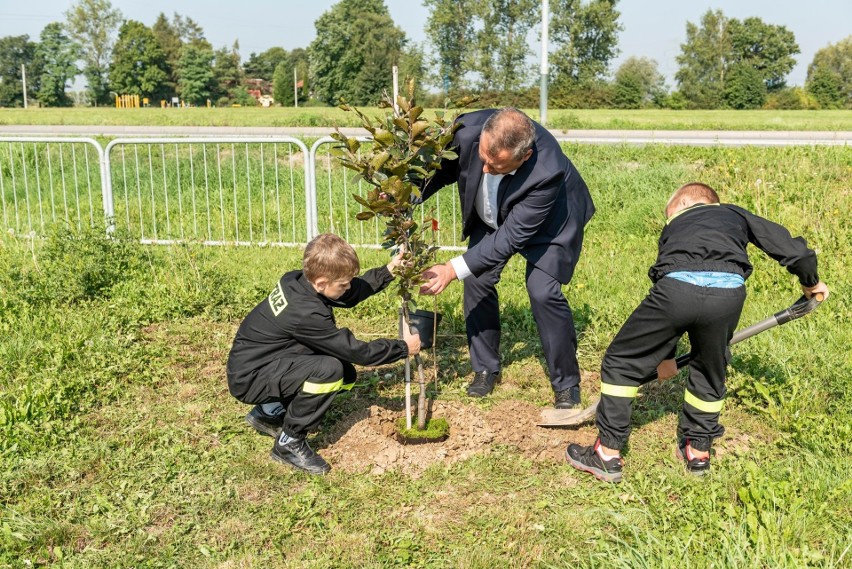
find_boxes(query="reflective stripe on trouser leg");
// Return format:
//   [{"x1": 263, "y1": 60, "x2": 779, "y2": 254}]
[
  {"x1": 302, "y1": 378, "x2": 345, "y2": 394},
  {"x1": 596, "y1": 382, "x2": 639, "y2": 451},
  {"x1": 683, "y1": 389, "x2": 724, "y2": 413},
  {"x1": 600, "y1": 383, "x2": 639, "y2": 398},
  {"x1": 281, "y1": 358, "x2": 352, "y2": 438}
]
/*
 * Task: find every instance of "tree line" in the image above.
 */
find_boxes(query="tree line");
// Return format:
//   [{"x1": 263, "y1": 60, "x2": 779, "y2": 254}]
[{"x1": 0, "y1": 0, "x2": 849, "y2": 110}]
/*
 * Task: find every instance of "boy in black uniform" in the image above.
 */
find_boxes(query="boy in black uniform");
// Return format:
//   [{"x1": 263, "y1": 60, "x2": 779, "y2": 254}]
[
  {"x1": 227, "y1": 233, "x2": 421, "y2": 475},
  {"x1": 566, "y1": 182, "x2": 829, "y2": 483}
]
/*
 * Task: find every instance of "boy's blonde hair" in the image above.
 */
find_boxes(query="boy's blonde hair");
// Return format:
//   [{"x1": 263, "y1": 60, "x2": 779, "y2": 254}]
[
  {"x1": 303, "y1": 233, "x2": 360, "y2": 282},
  {"x1": 666, "y1": 182, "x2": 720, "y2": 215}
]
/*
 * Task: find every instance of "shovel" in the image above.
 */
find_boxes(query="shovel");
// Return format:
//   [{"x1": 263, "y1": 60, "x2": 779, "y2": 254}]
[{"x1": 538, "y1": 293, "x2": 825, "y2": 427}]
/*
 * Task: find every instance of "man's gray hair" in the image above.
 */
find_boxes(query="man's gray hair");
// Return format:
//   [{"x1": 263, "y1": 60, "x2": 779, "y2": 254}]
[{"x1": 481, "y1": 107, "x2": 536, "y2": 161}]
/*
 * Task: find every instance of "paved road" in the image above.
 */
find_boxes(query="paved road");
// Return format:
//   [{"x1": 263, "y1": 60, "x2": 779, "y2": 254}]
[{"x1": 0, "y1": 124, "x2": 850, "y2": 146}]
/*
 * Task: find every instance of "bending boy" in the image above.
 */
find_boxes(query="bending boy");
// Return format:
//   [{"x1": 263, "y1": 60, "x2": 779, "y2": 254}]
[
  {"x1": 567, "y1": 182, "x2": 829, "y2": 483},
  {"x1": 227, "y1": 233, "x2": 420, "y2": 475}
]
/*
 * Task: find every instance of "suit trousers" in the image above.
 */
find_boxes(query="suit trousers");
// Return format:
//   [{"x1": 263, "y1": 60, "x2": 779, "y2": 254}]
[
  {"x1": 463, "y1": 220, "x2": 581, "y2": 392},
  {"x1": 248, "y1": 354, "x2": 357, "y2": 438},
  {"x1": 596, "y1": 277, "x2": 746, "y2": 452}
]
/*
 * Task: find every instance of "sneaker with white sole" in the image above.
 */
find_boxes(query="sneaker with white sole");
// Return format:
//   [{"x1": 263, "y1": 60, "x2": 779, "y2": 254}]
[
  {"x1": 271, "y1": 437, "x2": 331, "y2": 475},
  {"x1": 676, "y1": 438, "x2": 711, "y2": 476},
  {"x1": 566, "y1": 439, "x2": 623, "y2": 483}
]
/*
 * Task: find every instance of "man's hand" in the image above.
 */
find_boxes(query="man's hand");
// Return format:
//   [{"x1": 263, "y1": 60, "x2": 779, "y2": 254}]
[
  {"x1": 802, "y1": 281, "x2": 829, "y2": 301},
  {"x1": 386, "y1": 248, "x2": 406, "y2": 273},
  {"x1": 657, "y1": 359, "x2": 678, "y2": 380},
  {"x1": 419, "y1": 262, "x2": 456, "y2": 295},
  {"x1": 402, "y1": 324, "x2": 421, "y2": 355}
]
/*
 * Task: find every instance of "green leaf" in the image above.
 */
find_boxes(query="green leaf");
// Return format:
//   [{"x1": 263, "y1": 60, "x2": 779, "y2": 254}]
[{"x1": 374, "y1": 129, "x2": 394, "y2": 146}]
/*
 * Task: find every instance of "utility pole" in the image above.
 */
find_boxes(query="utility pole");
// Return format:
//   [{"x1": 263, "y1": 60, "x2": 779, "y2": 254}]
[
  {"x1": 293, "y1": 67, "x2": 298, "y2": 108},
  {"x1": 21, "y1": 64, "x2": 28, "y2": 109},
  {"x1": 539, "y1": 0, "x2": 549, "y2": 126}
]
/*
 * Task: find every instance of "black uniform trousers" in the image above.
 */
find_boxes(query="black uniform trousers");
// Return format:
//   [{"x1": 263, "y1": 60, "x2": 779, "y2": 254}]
[
  {"x1": 464, "y1": 220, "x2": 581, "y2": 392},
  {"x1": 247, "y1": 354, "x2": 357, "y2": 439},
  {"x1": 597, "y1": 277, "x2": 746, "y2": 452}
]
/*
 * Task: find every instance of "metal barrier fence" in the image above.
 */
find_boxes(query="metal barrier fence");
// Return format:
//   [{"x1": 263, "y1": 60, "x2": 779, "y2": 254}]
[
  {"x1": 0, "y1": 135, "x2": 465, "y2": 251},
  {"x1": 104, "y1": 137, "x2": 311, "y2": 245},
  {"x1": 0, "y1": 137, "x2": 107, "y2": 236}
]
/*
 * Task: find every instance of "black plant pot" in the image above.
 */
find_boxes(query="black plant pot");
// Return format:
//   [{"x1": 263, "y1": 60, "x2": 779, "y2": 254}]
[{"x1": 400, "y1": 309, "x2": 443, "y2": 349}]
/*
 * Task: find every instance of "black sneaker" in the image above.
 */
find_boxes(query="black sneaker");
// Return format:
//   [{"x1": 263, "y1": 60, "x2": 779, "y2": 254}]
[
  {"x1": 566, "y1": 440, "x2": 623, "y2": 483},
  {"x1": 676, "y1": 438, "x2": 711, "y2": 476},
  {"x1": 271, "y1": 437, "x2": 331, "y2": 475},
  {"x1": 554, "y1": 386, "x2": 582, "y2": 409},
  {"x1": 467, "y1": 371, "x2": 499, "y2": 398},
  {"x1": 245, "y1": 405, "x2": 285, "y2": 438}
]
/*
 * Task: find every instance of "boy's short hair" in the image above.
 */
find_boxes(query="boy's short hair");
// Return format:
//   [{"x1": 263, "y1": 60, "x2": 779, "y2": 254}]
[
  {"x1": 667, "y1": 182, "x2": 720, "y2": 212},
  {"x1": 303, "y1": 233, "x2": 360, "y2": 282}
]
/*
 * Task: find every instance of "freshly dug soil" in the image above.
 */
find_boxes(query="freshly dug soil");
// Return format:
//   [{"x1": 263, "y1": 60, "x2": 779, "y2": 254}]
[{"x1": 320, "y1": 399, "x2": 597, "y2": 477}]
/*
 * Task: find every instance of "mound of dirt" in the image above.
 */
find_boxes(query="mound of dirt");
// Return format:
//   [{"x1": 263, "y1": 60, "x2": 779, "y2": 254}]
[{"x1": 320, "y1": 400, "x2": 597, "y2": 477}]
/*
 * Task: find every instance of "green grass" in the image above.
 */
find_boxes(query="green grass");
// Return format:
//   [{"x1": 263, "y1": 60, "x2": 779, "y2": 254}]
[
  {"x1": 1, "y1": 106, "x2": 852, "y2": 131},
  {"x1": 1, "y1": 143, "x2": 850, "y2": 567}
]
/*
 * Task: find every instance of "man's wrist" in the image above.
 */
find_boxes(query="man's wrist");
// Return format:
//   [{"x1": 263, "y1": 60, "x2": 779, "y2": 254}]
[{"x1": 449, "y1": 256, "x2": 471, "y2": 281}]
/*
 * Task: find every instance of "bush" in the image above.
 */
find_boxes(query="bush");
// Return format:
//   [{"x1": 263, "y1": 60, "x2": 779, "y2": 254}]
[
  {"x1": 18, "y1": 224, "x2": 145, "y2": 306},
  {"x1": 763, "y1": 87, "x2": 819, "y2": 110}
]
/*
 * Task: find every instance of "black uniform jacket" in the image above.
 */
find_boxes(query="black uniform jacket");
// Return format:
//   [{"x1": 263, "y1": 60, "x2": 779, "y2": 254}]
[
  {"x1": 421, "y1": 109, "x2": 595, "y2": 284},
  {"x1": 226, "y1": 266, "x2": 408, "y2": 383},
  {"x1": 649, "y1": 203, "x2": 819, "y2": 286}
]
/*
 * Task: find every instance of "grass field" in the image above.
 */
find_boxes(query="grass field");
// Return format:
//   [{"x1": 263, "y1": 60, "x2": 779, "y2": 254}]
[
  {"x1": 1, "y1": 143, "x2": 850, "y2": 567},
  {"x1": 1, "y1": 106, "x2": 852, "y2": 131}
]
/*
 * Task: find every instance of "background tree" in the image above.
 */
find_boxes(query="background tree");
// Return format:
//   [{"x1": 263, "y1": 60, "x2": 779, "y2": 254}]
[
  {"x1": 152, "y1": 13, "x2": 181, "y2": 95},
  {"x1": 310, "y1": 0, "x2": 407, "y2": 105},
  {"x1": 211, "y1": 41, "x2": 243, "y2": 104},
  {"x1": 0, "y1": 35, "x2": 37, "y2": 107},
  {"x1": 423, "y1": 0, "x2": 476, "y2": 94},
  {"x1": 109, "y1": 20, "x2": 169, "y2": 101},
  {"x1": 675, "y1": 9, "x2": 730, "y2": 109},
  {"x1": 807, "y1": 37, "x2": 852, "y2": 109},
  {"x1": 64, "y1": 0, "x2": 122, "y2": 106},
  {"x1": 243, "y1": 47, "x2": 289, "y2": 82},
  {"x1": 549, "y1": 0, "x2": 622, "y2": 86},
  {"x1": 154, "y1": 13, "x2": 211, "y2": 100},
  {"x1": 177, "y1": 42, "x2": 215, "y2": 105},
  {"x1": 289, "y1": 48, "x2": 311, "y2": 102},
  {"x1": 723, "y1": 62, "x2": 766, "y2": 109},
  {"x1": 34, "y1": 23, "x2": 79, "y2": 107},
  {"x1": 613, "y1": 56, "x2": 666, "y2": 108},
  {"x1": 272, "y1": 60, "x2": 295, "y2": 106},
  {"x1": 471, "y1": 0, "x2": 537, "y2": 93},
  {"x1": 728, "y1": 17, "x2": 798, "y2": 92}
]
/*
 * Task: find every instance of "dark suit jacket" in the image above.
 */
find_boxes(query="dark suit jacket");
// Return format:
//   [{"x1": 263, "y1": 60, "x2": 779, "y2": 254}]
[{"x1": 422, "y1": 109, "x2": 595, "y2": 284}]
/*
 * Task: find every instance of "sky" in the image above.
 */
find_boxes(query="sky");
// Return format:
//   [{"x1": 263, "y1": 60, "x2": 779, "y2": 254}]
[{"x1": 1, "y1": 0, "x2": 850, "y2": 88}]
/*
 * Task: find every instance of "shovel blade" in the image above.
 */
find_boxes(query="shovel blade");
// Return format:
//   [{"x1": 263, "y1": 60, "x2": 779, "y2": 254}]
[{"x1": 537, "y1": 397, "x2": 600, "y2": 427}]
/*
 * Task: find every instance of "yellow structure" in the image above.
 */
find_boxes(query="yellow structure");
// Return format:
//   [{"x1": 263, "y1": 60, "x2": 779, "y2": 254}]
[{"x1": 115, "y1": 94, "x2": 141, "y2": 109}]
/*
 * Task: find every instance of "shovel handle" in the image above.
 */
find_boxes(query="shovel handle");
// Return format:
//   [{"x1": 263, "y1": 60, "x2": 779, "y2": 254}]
[{"x1": 648, "y1": 293, "x2": 825, "y2": 380}]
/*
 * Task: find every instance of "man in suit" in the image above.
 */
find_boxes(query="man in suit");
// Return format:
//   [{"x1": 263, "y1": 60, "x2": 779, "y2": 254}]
[{"x1": 419, "y1": 107, "x2": 595, "y2": 408}]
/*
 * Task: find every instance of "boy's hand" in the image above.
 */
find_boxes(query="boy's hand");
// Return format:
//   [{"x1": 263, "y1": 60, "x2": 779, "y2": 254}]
[
  {"x1": 386, "y1": 248, "x2": 406, "y2": 273},
  {"x1": 802, "y1": 281, "x2": 829, "y2": 301},
  {"x1": 657, "y1": 359, "x2": 678, "y2": 380},
  {"x1": 402, "y1": 324, "x2": 421, "y2": 355}
]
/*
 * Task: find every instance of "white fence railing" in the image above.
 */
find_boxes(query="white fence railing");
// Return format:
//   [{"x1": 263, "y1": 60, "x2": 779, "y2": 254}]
[
  {"x1": 0, "y1": 135, "x2": 465, "y2": 250},
  {"x1": 0, "y1": 137, "x2": 107, "y2": 236},
  {"x1": 104, "y1": 137, "x2": 312, "y2": 246}
]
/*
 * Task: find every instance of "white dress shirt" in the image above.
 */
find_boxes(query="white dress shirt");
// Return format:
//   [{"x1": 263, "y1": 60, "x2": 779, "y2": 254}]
[{"x1": 450, "y1": 169, "x2": 517, "y2": 281}]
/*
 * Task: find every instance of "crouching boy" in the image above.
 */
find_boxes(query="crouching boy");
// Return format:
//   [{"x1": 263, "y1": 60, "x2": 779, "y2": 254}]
[
  {"x1": 227, "y1": 233, "x2": 420, "y2": 475},
  {"x1": 567, "y1": 182, "x2": 829, "y2": 483}
]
